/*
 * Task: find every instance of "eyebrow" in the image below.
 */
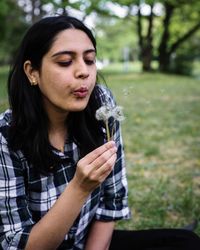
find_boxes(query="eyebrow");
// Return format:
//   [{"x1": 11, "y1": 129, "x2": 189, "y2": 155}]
[{"x1": 52, "y1": 49, "x2": 96, "y2": 57}]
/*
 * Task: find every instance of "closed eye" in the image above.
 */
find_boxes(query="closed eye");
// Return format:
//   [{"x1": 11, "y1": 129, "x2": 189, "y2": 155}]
[
  {"x1": 85, "y1": 59, "x2": 96, "y2": 65},
  {"x1": 57, "y1": 61, "x2": 72, "y2": 67}
]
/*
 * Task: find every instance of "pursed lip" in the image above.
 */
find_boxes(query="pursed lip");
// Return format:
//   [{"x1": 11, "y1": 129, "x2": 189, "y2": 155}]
[{"x1": 73, "y1": 87, "x2": 89, "y2": 98}]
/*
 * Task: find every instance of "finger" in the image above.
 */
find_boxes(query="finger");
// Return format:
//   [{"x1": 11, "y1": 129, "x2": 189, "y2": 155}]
[
  {"x1": 88, "y1": 146, "x2": 117, "y2": 172},
  {"x1": 96, "y1": 153, "x2": 117, "y2": 180},
  {"x1": 79, "y1": 141, "x2": 116, "y2": 166}
]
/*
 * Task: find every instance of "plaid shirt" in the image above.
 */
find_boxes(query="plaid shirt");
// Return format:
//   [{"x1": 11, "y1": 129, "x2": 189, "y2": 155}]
[{"x1": 0, "y1": 85, "x2": 130, "y2": 250}]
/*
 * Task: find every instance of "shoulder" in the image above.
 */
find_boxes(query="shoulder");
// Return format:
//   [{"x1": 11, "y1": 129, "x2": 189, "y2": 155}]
[
  {"x1": 0, "y1": 109, "x2": 12, "y2": 127},
  {"x1": 0, "y1": 110, "x2": 25, "y2": 171},
  {"x1": 0, "y1": 109, "x2": 12, "y2": 144}
]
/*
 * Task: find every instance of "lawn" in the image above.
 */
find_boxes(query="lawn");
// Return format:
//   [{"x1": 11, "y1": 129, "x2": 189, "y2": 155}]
[
  {"x1": 101, "y1": 68, "x2": 200, "y2": 236},
  {"x1": 0, "y1": 65, "x2": 200, "y2": 235}
]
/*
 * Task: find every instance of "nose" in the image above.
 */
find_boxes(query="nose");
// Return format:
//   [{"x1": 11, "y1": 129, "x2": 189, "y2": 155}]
[{"x1": 74, "y1": 60, "x2": 89, "y2": 79}]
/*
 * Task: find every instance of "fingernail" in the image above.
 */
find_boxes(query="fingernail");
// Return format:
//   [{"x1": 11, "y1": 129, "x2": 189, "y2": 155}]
[{"x1": 109, "y1": 140, "x2": 116, "y2": 146}]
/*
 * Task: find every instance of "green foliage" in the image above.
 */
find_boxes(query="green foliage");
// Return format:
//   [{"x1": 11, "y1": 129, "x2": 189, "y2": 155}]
[
  {"x1": 169, "y1": 29, "x2": 200, "y2": 75},
  {"x1": 41, "y1": 0, "x2": 114, "y2": 18},
  {"x1": 1, "y1": 0, "x2": 200, "y2": 73},
  {"x1": 96, "y1": 17, "x2": 138, "y2": 62},
  {"x1": 114, "y1": 0, "x2": 200, "y2": 73},
  {"x1": 0, "y1": 0, "x2": 28, "y2": 64},
  {"x1": 161, "y1": 1, "x2": 200, "y2": 71}
]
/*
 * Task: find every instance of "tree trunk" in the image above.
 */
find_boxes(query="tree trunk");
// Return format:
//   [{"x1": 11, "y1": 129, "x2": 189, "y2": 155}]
[
  {"x1": 142, "y1": 44, "x2": 153, "y2": 71},
  {"x1": 142, "y1": 4, "x2": 153, "y2": 71},
  {"x1": 61, "y1": 0, "x2": 69, "y2": 15},
  {"x1": 158, "y1": 2, "x2": 174, "y2": 72},
  {"x1": 137, "y1": 3, "x2": 154, "y2": 72}
]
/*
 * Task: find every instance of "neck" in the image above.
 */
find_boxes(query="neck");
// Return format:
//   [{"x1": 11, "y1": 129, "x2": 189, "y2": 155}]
[
  {"x1": 44, "y1": 102, "x2": 69, "y2": 152},
  {"x1": 48, "y1": 114, "x2": 68, "y2": 152}
]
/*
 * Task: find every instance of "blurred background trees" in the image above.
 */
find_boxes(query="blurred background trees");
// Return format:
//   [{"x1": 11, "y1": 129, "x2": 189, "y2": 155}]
[{"x1": 0, "y1": 0, "x2": 200, "y2": 75}]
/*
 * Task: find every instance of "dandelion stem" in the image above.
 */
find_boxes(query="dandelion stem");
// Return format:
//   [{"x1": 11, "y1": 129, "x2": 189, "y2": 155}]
[
  {"x1": 111, "y1": 121, "x2": 116, "y2": 140},
  {"x1": 105, "y1": 120, "x2": 111, "y2": 141}
]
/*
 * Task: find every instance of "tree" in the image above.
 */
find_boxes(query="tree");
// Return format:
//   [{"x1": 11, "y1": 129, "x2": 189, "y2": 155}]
[
  {"x1": 95, "y1": 17, "x2": 138, "y2": 63},
  {"x1": 110, "y1": 0, "x2": 200, "y2": 73},
  {"x1": 2, "y1": 0, "x2": 200, "y2": 73},
  {"x1": 20, "y1": 0, "x2": 115, "y2": 24},
  {"x1": 0, "y1": 0, "x2": 28, "y2": 64},
  {"x1": 0, "y1": 0, "x2": 124, "y2": 64},
  {"x1": 158, "y1": 0, "x2": 200, "y2": 72},
  {"x1": 137, "y1": 0, "x2": 154, "y2": 71},
  {"x1": 107, "y1": 0, "x2": 155, "y2": 71}
]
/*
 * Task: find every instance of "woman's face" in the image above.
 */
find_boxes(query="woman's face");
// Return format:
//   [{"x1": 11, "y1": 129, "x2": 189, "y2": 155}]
[{"x1": 35, "y1": 29, "x2": 97, "y2": 115}]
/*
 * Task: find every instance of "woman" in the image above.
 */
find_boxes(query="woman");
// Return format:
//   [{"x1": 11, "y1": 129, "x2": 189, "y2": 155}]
[
  {"x1": 0, "y1": 15, "x2": 130, "y2": 250},
  {"x1": 1, "y1": 15, "x2": 200, "y2": 250}
]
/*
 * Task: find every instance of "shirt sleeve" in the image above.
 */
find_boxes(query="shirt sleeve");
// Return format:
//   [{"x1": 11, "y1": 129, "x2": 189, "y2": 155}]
[
  {"x1": 94, "y1": 85, "x2": 131, "y2": 221},
  {"x1": 0, "y1": 131, "x2": 34, "y2": 250}
]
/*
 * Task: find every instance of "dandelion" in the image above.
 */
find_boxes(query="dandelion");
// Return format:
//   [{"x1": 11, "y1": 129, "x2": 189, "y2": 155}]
[
  {"x1": 112, "y1": 106, "x2": 125, "y2": 122},
  {"x1": 95, "y1": 104, "x2": 125, "y2": 141},
  {"x1": 95, "y1": 105, "x2": 112, "y2": 121}
]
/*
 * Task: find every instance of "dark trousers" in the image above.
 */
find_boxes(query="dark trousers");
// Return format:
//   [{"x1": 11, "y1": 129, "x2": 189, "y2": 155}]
[{"x1": 109, "y1": 229, "x2": 200, "y2": 250}]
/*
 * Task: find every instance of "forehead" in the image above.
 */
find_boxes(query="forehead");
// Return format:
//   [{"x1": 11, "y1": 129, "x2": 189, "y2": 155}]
[{"x1": 49, "y1": 29, "x2": 95, "y2": 54}]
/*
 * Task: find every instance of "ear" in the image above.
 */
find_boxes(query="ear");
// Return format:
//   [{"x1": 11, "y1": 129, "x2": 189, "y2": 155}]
[{"x1": 24, "y1": 60, "x2": 39, "y2": 86}]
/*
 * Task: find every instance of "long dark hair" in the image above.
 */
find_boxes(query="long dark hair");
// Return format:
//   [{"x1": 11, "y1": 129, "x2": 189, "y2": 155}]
[{"x1": 8, "y1": 15, "x2": 104, "y2": 174}]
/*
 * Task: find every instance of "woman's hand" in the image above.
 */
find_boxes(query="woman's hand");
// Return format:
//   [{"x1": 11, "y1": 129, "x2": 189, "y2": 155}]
[{"x1": 73, "y1": 141, "x2": 117, "y2": 193}]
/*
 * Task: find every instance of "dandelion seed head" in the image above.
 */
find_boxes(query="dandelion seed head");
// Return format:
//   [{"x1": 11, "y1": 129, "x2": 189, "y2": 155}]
[
  {"x1": 95, "y1": 105, "x2": 113, "y2": 121},
  {"x1": 112, "y1": 106, "x2": 125, "y2": 121},
  {"x1": 95, "y1": 103, "x2": 125, "y2": 142}
]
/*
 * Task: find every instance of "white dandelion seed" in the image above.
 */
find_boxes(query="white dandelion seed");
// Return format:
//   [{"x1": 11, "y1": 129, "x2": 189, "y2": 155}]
[
  {"x1": 95, "y1": 104, "x2": 125, "y2": 142},
  {"x1": 95, "y1": 105, "x2": 112, "y2": 121},
  {"x1": 112, "y1": 106, "x2": 125, "y2": 122}
]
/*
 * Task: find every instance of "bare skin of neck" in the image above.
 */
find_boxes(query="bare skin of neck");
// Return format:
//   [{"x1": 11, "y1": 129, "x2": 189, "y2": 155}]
[
  {"x1": 49, "y1": 124, "x2": 67, "y2": 153},
  {"x1": 45, "y1": 102, "x2": 69, "y2": 153}
]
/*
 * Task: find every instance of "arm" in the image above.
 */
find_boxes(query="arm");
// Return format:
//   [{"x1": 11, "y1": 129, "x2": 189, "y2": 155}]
[
  {"x1": 25, "y1": 141, "x2": 117, "y2": 250},
  {"x1": 25, "y1": 180, "x2": 90, "y2": 250},
  {"x1": 95, "y1": 87, "x2": 131, "y2": 222},
  {"x1": 83, "y1": 88, "x2": 130, "y2": 250},
  {"x1": 0, "y1": 138, "x2": 33, "y2": 249},
  {"x1": 85, "y1": 220, "x2": 115, "y2": 250}
]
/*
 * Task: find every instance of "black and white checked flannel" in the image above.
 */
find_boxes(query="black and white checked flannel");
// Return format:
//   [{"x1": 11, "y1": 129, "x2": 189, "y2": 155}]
[{"x1": 0, "y1": 85, "x2": 131, "y2": 250}]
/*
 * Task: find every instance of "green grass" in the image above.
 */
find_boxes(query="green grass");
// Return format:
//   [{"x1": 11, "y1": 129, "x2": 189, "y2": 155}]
[
  {"x1": 0, "y1": 65, "x2": 200, "y2": 235},
  {"x1": 101, "y1": 68, "x2": 200, "y2": 235}
]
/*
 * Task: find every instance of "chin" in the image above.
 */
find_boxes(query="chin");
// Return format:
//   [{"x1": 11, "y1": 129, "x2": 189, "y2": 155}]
[
  {"x1": 62, "y1": 97, "x2": 90, "y2": 112},
  {"x1": 70, "y1": 104, "x2": 88, "y2": 112}
]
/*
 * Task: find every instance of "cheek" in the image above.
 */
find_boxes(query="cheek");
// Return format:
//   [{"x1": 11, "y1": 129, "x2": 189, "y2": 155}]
[
  {"x1": 38, "y1": 68, "x2": 69, "y2": 92},
  {"x1": 38, "y1": 77, "x2": 62, "y2": 101},
  {"x1": 91, "y1": 69, "x2": 97, "y2": 84}
]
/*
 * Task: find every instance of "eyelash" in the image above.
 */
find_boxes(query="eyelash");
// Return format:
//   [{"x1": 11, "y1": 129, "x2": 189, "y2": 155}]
[
  {"x1": 58, "y1": 59, "x2": 95, "y2": 67},
  {"x1": 58, "y1": 61, "x2": 72, "y2": 67},
  {"x1": 85, "y1": 59, "x2": 96, "y2": 65}
]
